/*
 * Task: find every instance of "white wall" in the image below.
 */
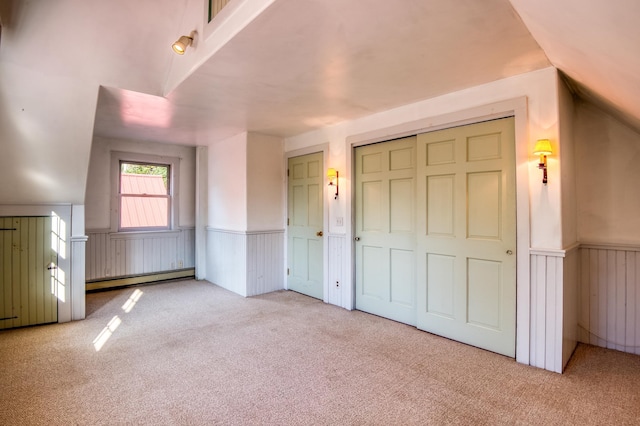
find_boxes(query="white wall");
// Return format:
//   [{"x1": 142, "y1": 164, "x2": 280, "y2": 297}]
[
  {"x1": 558, "y1": 78, "x2": 578, "y2": 369},
  {"x1": 208, "y1": 132, "x2": 247, "y2": 230},
  {"x1": 559, "y1": 81, "x2": 578, "y2": 247},
  {"x1": 576, "y1": 101, "x2": 640, "y2": 244},
  {"x1": 575, "y1": 100, "x2": 640, "y2": 357},
  {"x1": 164, "y1": 0, "x2": 277, "y2": 95},
  {"x1": 0, "y1": 62, "x2": 96, "y2": 205},
  {"x1": 0, "y1": 0, "x2": 185, "y2": 205},
  {"x1": 205, "y1": 131, "x2": 285, "y2": 296},
  {"x1": 285, "y1": 67, "x2": 566, "y2": 370},
  {"x1": 85, "y1": 136, "x2": 196, "y2": 230},
  {"x1": 84, "y1": 136, "x2": 196, "y2": 281},
  {"x1": 247, "y1": 133, "x2": 285, "y2": 231},
  {"x1": 286, "y1": 67, "x2": 563, "y2": 249}
]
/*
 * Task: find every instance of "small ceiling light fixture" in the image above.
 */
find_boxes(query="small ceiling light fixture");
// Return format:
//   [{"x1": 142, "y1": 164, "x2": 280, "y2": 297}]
[
  {"x1": 533, "y1": 139, "x2": 553, "y2": 185},
  {"x1": 172, "y1": 31, "x2": 196, "y2": 55},
  {"x1": 327, "y1": 168, "x2": 339, "y2": 199}
]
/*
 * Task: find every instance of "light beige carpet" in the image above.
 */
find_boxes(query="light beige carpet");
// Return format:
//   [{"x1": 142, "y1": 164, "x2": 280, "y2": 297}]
[{"x1": 1, "y1": 279, "x2": 639, "y2": 425}]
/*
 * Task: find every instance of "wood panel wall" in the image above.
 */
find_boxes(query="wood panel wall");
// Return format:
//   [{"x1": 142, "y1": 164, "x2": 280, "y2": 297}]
[
  {"x1": 530, "y1": 251, "x2": 564, "y2": 372},
  {"x1": 206, "y1": 228, "x2": 284, "y2": 297},
  {"x1": 85, "y1": 228, "x2": 195, "y2": 281},
  {"x1": 579, "y1": 244, "x2": 640, "y2": 355},
  {"x1": 529, "y1": 246, "x2": 580, "y2": 373},
  {"x1": 0, "y1": 216, "x2": 58, "y2": 329},
  {"x1": 246, "y1": 231, "x2": 284, "y2": 296},
  {"x1": 327, "y1": 235, "x2": 345, "y2": 306}
]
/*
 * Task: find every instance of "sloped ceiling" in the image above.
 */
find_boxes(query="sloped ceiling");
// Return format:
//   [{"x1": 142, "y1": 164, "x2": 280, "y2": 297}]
[
  {"x1": 509, "y1": 0, "x2": 640, "y2": 130},
  {"x1": 94, "y1": 0, "x2": 552, "y2": 145},
  {"x1": 4, "y1": 0, "x2": 640, "y2": 148},
  {"x1": 92, "y1": 0, "x2": 640, "y2": 145}
]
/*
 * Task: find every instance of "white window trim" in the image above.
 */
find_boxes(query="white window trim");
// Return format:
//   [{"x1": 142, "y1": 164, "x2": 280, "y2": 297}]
[{"x1": 110, "y1": 151, "x2": 181, "y2": 233}]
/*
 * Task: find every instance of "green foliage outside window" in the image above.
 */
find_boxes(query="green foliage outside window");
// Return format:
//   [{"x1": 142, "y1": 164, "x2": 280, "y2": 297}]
[{"x1": 121, "y1": 162, "x2": 168, "y2": 188}]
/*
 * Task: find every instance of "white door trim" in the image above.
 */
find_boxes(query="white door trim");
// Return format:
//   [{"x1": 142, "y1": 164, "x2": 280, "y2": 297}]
[{"x1": 346, "y1": 97, "x2": 531, "y2": 365}]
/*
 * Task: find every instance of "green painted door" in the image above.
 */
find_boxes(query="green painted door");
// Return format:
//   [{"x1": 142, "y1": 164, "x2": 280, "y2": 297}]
[
  {"x1": 416, "y1": 118, "x2": 517, "y2": 357},
  {"x1": 355, "y1": 136, "x2": 417, "y2": 325},
  {"x1": 287, "y1": 153, "x2": 324, "y2": 299},
  {"x1": 354, "y1": 118, "x2": 517, "y2": 357},
  {"x1": 0, "y1": 216, "x2": 58, "y2": 329}
]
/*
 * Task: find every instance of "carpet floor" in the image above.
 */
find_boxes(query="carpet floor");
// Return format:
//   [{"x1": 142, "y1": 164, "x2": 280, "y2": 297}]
[{"x1": 1, "y1": 279, "x2": 639, "y2": 425}]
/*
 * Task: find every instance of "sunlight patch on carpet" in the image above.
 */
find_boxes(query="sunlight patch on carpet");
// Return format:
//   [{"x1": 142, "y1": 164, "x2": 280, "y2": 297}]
[
  {"x1": 122, "y1": 289, "x2": 143, "y2": 313},
  {"x1": 93, "y1": 316, "x2": 122, "y2": 351}
]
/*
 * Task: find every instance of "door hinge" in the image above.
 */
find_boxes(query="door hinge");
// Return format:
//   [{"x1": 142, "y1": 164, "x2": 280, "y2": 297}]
[
  {"x1": 287, "y1": 218, "x2": 289, "y2": 226},
  {"x1": 287, "y1": 169, "x2": 289, "y2": 177},
  {"x1": 287, "y1": 268, "x2": 290, "y2": 276},
  {"x1": 0, "y1": 316, "x2": 18, "y2": 321}
]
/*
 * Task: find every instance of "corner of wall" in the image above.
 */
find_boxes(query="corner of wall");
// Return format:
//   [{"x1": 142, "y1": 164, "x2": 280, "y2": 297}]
[{"x1": 70, "y1": 205, "x2": 88, "y2": 321}]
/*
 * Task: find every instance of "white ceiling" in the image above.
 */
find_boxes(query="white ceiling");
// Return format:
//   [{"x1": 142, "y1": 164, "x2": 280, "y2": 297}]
[
  {"x1": 95, "y1": 0, "x2": 640, "y2": 144},
  {"x1": 7, "y1": 0, "x2": 640, "y2": 148},
  {"x1": 95, "y1": 0, "x2": 554, "y2": 145}
]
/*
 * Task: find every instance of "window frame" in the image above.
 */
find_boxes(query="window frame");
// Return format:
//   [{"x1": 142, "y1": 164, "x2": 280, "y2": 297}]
[{"x1": 111, "y1": 151, "x2": 180, "y2": 233}]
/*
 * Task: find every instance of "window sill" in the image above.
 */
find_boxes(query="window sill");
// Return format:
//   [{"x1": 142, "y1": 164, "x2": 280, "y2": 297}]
[{"x1": 110, "y1": 229, "x2": 182, "y2": 239}]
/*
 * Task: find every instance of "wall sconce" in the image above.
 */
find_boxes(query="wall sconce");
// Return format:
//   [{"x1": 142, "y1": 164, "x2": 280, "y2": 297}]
[
  {"x1": 533, "y1": 139, "x2": 552, "y2": 185},
  {"x1": 327, "y1": 168, "x2": 339, "y2": 199},
  {"x1": 172, "y1": 31, "x2": 196, "y2": 55}
]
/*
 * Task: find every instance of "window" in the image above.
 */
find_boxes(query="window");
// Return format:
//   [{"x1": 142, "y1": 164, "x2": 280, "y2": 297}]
[{"x1": 118, "y1": 161, "x2": 171, "y2": 231}]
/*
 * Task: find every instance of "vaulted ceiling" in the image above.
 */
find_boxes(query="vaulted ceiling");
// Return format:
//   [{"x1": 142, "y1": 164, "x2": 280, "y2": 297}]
[{"x1": 3, "y1": 0, "x2": 640, "y2": 147}]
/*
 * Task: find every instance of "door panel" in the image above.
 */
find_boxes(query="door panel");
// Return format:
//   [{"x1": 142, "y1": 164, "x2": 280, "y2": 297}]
[
  {"x1": 390, "y1": 248, "x2": 414, "y2": 306},
  {"x1": 355, "y1": 136, "x2": 416, "y2": 326},
  {"x1": 287, "y1": 153, "x2": 324, "y2": 299},
  {"x1": 467, "y1": 258, "x2": 502, "y2": 329},
  {"x1": 467, "y1": 171, "x2": 501, "y2": 240},
  {"x1": 0, "y1": 216, "x2": 58, "y2": 330},
  {"x1": 416, "y1": 118, "x2": 516, "y2": 357},
  {"x1": 426, "y1": 253, "x2": 455, "y2": 318},
  {"x1": 427, "y1": 175, "x2": 455, "y2": 236}
]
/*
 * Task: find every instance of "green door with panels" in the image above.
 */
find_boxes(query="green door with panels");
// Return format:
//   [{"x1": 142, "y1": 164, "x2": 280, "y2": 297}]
[
  {"x1": 354, "y1": 118, "x2": 517, "y2": 357},
  {"x1": 0, "y1": 216, "x2": 58, "y2": 329},
  {"x1": 416, "y1": 118, "x2": 517, "y2": 357},
  {"x1": 287, "y1": 153, "x2": 324, "y2": 300},
  {"x1": 355, "y1": 136, "x2": 417, "y2": 326}
]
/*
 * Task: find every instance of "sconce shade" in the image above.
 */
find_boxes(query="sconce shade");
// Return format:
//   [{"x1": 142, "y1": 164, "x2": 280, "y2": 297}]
[
  {"x1": 533, "y1": 139, "x2": 551, "y2": 185},
  {"x1": 327, "y1": 168, "x2": 339, "y2": 199},
  {"x1": 172, "y1": 35, "x2": 193, "y2": 55},
  {"x1": 533, "y1": 139, "x2": 552, "y2": 156}
]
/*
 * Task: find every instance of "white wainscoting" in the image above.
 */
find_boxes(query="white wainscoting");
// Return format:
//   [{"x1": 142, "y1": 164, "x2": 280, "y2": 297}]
[
  {"x1": 71, "y1": 235, "x2": 88, "y2": 319},
  {"x1": 327, "y1": 235, "x2": 345, "y2": 306},
  {"x1": 579, "y1": 244, "x2": 640, "y2": 355},
  {"x1": 530, "y1": 250, "x2": 564, "y2": 372},
  {"x1": 562, "y1": 247, "x2": 579, "y2": 369},
  {"x1": 246, "y1": 231, "x2": 285, "y2": 296},
  {"x1": 206, "y1": 228, "x2": 284, "y2": 297},
  {"x1": 529, "y1": 245, "x2": 579, "y2": 373},
  {"x1": 86, "y1": 228, "x2": 195, "y2": 280}
]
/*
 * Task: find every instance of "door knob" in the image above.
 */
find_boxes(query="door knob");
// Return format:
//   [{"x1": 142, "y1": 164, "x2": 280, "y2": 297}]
[
  {"x1": 316, "y1": 231, "x2": 323, "y2": 237},
  {"x1": 354, "y1": 237, "x2": 361, "y2": 241},
  {"x1": 506, "y1": 250, "x2": 513, "y2": 255}
]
